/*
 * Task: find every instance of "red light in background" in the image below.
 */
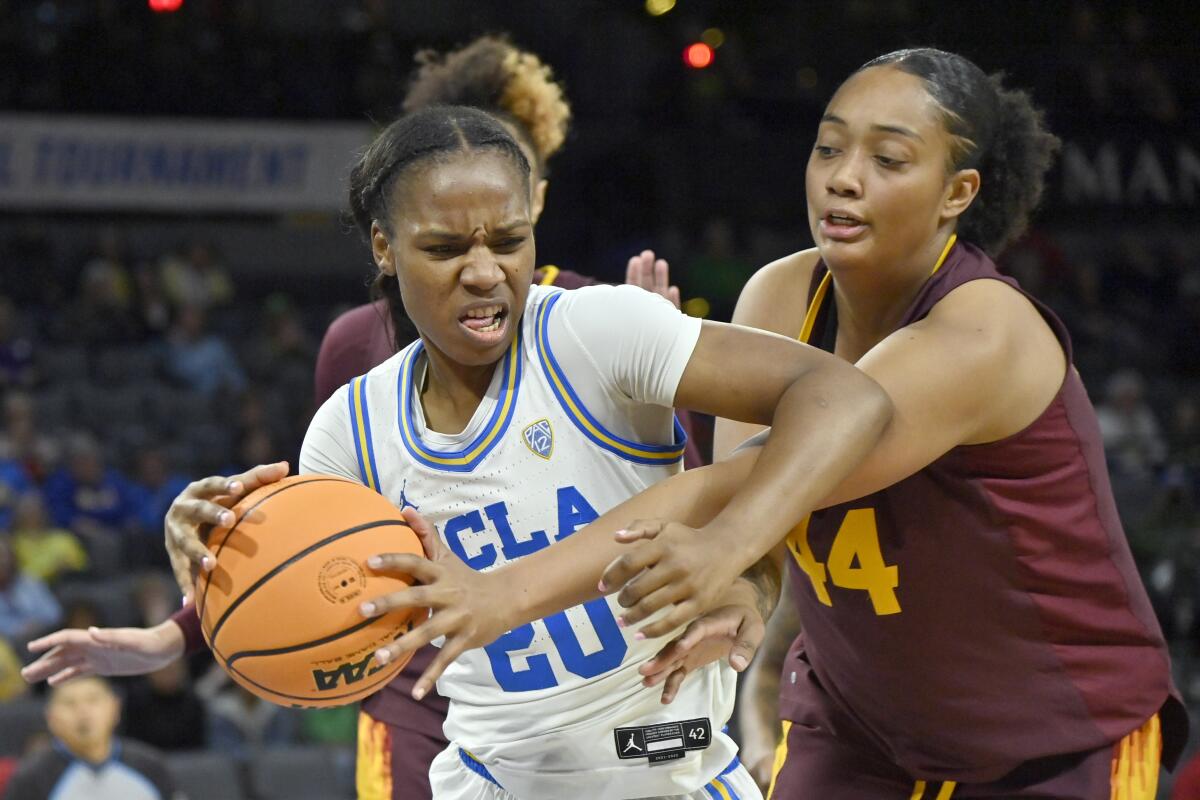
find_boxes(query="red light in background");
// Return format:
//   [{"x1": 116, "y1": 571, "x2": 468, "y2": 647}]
[
  {"x1": 149, "y1": 0, "x2": 183, "y2": 12},
  {"x1": 683, "y1": 42, "x2": 714, "y2": 69}
]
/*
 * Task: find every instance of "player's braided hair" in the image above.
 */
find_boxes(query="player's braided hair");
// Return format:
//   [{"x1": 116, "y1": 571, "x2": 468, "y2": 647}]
[
  {"x1": 401, "y1": 34, "x2": 572, "y2": 173},
  {"x1": 347, "y1": 105, "x2": 531, "y2": 348},
  {"x1": 860, "y1": 49, "x2": 1060, "y2": 256}
]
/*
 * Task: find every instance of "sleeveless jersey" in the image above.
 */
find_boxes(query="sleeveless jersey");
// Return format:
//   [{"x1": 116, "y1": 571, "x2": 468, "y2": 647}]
[
  {"x1": 300, "y1": 284, "x2": 737, "y2": 799},
  {"x1": 779, "y1": 240, "x2": 1184, "y2": 782}
]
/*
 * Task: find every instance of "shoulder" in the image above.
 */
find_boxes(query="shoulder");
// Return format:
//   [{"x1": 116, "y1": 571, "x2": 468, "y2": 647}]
[
  {"x1": 734, "y1": 248, "x2": 822, "y2": 337},
  {"x1": 324, "y1": 301, "x2": 390, "y2": 342}
]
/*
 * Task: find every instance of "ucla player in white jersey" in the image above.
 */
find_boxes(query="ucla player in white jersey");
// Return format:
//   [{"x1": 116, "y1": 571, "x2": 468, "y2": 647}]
[{"x1": 163, "y1": 105, "x2": 892, "y2": 799}]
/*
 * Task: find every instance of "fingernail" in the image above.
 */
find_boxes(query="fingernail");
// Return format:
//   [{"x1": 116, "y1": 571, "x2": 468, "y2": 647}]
[
  {"x1": 218, "y1": 511, "x2": 233, "y2": 527},
  {"x1": 226, "y1": 482, "x2": 241, "y2": 494},
  {"x1": 374, "y1": 648, "x2": 390, "y2": 665},
  {"x1": 181, "y1": 596, "x2": 189, "y2": 608},
  {"x1": 597, "y1": 580, "x2": 607, "y2": 593},
  {"x1": 616, "y1": 616, "x2": 626, "y2": 628},
  {"x1": 201, "y1": 556, "x2": 214, "y2": 571},
  {"x1": 730, "y1": 654, "x2": 749, "y2": 671},
  {"x1": 360, "y1": 602, "x2": 376, "y2": 616},
  {"x1": 634, "y1": 631, "x2": 645, "y2": 641},
  {"x1": 413, "y1": 686, "x2": 426, "y2": 701},
  {"x1": 367, "y1": 556, "x2": 382, "y2": 568},
  {"x1": 614, "y1": 529, "x2": 628, "y2": 538}
]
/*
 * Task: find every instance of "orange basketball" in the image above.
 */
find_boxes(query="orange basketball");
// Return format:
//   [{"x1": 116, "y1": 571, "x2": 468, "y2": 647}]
[{"x1": 195, "y1": 475, "x2": 424, "y2": 708}]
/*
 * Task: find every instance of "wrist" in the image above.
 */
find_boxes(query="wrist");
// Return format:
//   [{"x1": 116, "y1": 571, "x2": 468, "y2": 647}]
[{"x1": 154, "y1": 619, "x2": 187, "y2": 659}]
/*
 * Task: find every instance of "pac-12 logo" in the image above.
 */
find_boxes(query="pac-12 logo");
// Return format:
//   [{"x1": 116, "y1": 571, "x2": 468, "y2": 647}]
[{"x1": 522, "y1": 419, "x2": 554, "y2": 459}]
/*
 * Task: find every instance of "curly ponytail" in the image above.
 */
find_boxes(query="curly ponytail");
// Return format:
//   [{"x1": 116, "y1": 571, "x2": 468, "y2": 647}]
[{"x1": 861, "y1": 49, "x2": 1060, "y2": 256}]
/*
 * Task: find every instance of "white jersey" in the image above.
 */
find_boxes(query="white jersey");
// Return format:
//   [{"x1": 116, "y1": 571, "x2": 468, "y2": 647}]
[{"x1": 300, "y1": 284, "x2": 738, "y2": 799}]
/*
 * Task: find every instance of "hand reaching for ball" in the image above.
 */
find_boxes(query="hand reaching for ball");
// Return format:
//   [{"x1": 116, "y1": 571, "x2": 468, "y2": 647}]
[
  {"x1": 163, "y1": 461, "x2": 291, "y2": 601},
  {"x1": 359, "y1": 507, "x2": 515, "y2": 701}
]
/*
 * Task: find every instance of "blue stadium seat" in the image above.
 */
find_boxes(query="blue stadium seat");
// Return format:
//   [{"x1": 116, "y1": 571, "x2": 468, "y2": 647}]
[
  {"x1": 167, "y1": 750, "x2": 246, "y2": 800},
  {"x1": 249, "y1": 746, "x2": 354, "y2": 800}
]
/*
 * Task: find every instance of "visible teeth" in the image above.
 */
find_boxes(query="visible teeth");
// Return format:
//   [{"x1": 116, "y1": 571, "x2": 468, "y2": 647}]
[{"x1": 465, "y1": 305, "x2": 502, "y2": 319}]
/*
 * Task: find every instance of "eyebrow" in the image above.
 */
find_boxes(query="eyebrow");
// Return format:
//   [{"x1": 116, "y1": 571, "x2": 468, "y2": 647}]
[
  {"x1": 418, "y1": 221, "x2": 531, "y2": 239},
  {"x1": 820, "y1": 113, "x2": 925, "y2": 143}
]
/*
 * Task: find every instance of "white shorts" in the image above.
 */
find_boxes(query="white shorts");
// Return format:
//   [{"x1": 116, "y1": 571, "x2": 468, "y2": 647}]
[{"x1": 428, "y1": 744, "x2": 762, "y2": 800}]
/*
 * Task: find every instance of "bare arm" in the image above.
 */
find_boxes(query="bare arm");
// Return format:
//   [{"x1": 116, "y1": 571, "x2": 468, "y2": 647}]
[
  {"x1": 713, "y1": 249, "x2": 819, "y2": 461},
  {"x1": 737, "y1": 570, "x2": 801, "y2": 791}
]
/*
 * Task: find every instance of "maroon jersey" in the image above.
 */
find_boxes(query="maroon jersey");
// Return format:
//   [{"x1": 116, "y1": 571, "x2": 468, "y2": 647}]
[{"x1": 779, "y1": 240, "x2": 1184, "y2": 782}]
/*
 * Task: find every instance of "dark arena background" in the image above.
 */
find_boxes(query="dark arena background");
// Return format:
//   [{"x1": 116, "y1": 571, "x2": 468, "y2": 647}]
[{"x1": 0, "y1": 1, "x2": 1198, "y2": 798}]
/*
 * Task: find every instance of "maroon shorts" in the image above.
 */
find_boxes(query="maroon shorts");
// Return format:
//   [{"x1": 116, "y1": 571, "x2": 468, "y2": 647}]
[
  {"x1": 357, "y1": 709, "x2": 449, "y2": 800},
  {"x1": 768, "y1": 714, "x2": 1162, "y2": 800}
]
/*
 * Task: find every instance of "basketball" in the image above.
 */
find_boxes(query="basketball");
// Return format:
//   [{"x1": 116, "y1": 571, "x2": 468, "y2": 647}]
[{"x1": 195, "y1": 475, "x2": 424, "y2": 708}]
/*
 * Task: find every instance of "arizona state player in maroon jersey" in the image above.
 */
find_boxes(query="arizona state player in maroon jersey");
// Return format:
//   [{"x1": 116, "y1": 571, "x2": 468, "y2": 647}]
[{"x1": 632, "y1": 48, "x2": 1183, "y2": 799}]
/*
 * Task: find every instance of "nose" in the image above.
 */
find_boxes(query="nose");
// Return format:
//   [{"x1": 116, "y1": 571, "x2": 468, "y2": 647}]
[
  {"x1": 825, "y1": 150, "x2": 864, "y2": 199},
  {"x1": 460, "y1": 243, "x2": 505, "y2": 292}
]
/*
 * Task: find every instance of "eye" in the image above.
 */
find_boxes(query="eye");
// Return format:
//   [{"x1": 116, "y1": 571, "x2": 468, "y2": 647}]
[
  {"x1": 874, "y1": 155, "x2": 905, "y2": 168},
  {"x1": 814, "y1": 144, "x2": 839, "y2": 158},
  {"x1": 422, "y1": 245, "x2": 461, "y2": 256},
  {"x1": 492, "y1": 236, "x2": 526, "y2": 253}
]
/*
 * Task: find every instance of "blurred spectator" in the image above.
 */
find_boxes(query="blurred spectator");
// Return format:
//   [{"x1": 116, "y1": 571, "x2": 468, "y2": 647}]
[
  {"x1": 1096, "y1": 369, "x2": 1166, "y2": 477},
  {"x1": 130, "y1": 261, "x2": 172, "y2": 340},
  {"x1": 42, "y1": 434, "x2": 140, "y2": 536},
  {"x1": 0, "y1": 636, "x2": 28, "y2": 702},
  {"x1": 300, "y1": 706, "x2": 357, "y2": 747},
  {"x1": 53, "y1": 241, "x2": 139, "y2": 346},
  {"x1": 121, "y1": 659, "x2": 206, "y2": 752},
  {"x1": 61, "y1": 600, "x2": 103, "y2": 632},
  {"x1": 684, "y1": 218, "x2": 754, "y2": 321},
  {"x1": 3, "y1": 676, "x2": 180, "y2": 800},
  {"x1": 164, "y1": 305, "x2": 247, "y2": 397},
  {"x1": 1169, "y1": 397, "x2": 1200, "y2": 472},
  {"x1": 0, "y1": 297, "x2": 36, "y2": 389},
  {"x1": 197, "y1": 668, "x2": 297, "y2": 758},
  {"x1": 0, "y1": 458, "x2": 33, "y2": 532},
  {"x1": 0, "y1": 537, "x2": 62, "y2": 650},
  {"x1": 132, "y1": 576, "x2": 176, "y2": 628},
  {"x1": 128, "y1": 446, "x2": 189, "y2": 541},
  {"x1": 0, "y1": 393, "x2": 59, "y2": 483},
  {"x1": 10, "y1": 493, "x2": 87, "y2": 584},
  {"x1": 161, "y1": 240, "x2": 233, "y2": 311}
]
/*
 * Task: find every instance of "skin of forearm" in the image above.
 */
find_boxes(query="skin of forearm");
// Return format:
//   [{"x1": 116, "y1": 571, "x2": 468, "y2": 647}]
[
  {"x1": 702, "y1": 369, "x2": 891, "y2": 577},
  {"x1": 494, "y1": 455, "x2": 752, "y2": 631},
  {"x1": 737, "y1": 580, "x2": 800, "y2": 748}
]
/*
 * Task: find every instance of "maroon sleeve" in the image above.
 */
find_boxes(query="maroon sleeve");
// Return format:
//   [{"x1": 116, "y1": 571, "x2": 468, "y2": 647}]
[
  {"x1": 314, "y1": 301, "x2": 398, "y2": 405},
  {"x1": 169, "y1": 604, "x2": 208, "y2": 655}
]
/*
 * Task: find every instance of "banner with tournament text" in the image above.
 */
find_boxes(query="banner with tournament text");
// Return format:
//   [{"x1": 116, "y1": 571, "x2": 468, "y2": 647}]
[{"x1": 0, "y1": 115, "x2": 372, "y2": 213}]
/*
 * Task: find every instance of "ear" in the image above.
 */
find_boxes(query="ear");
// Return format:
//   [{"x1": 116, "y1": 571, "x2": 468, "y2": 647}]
[
  {"x1": 941, "y1": 168, "x2": 981, "y2": 223},
  {"x1": 371, "y1": 221, "x2": 395, "y2": 276},
  {"x1": 530, "y1": 178, "x2": 549, "y2": 225}
]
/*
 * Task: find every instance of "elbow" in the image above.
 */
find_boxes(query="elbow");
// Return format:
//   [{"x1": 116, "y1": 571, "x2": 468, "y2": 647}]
[{"x1": 858, "y1": 372, "x2": 894, "y2": 436}]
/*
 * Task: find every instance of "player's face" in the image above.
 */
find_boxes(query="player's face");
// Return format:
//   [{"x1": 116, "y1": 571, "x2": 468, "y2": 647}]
[
  {"x1": 806, "y1": 66, "x2": 962, "y2": 275},
  {"x1": 382, "y1": 151, "x2": 535, "y2": 368},
  {"x1": 46, "y1": 678, "x2": 120, "y2": 757}
]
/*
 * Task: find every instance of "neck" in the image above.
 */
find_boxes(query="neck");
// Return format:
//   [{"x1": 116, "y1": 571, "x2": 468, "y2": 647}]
[
  {"x1": 72, "y1": 739, "x2": 113, "y2": 765},
  {"x1": 827, "y1": 231, "x2": 955, "y2": 360},
  {"x1": 420, "y1": 341, "x2": 501, "y2": 434}
]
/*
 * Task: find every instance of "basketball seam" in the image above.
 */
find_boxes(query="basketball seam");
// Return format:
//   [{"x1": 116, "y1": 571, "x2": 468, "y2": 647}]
[
  {"x1": 218, "y1": 638, "x2": 407, "y2": 705},
  {"x1": 207, "y1": 518, "x2": 407, "y2": 648},
  {"x1": 196, "y1": 476, "x2": 350, "y2": 628},
  {"x1": 223, "y1": 614, "x2": 391, "y2": 668}
]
